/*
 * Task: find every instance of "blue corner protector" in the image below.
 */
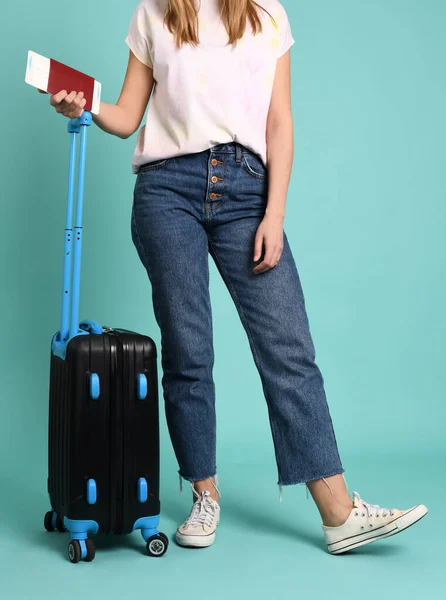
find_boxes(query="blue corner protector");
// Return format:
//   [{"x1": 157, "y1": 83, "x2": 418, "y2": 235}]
[
  {"x1": 137, "y1": 478, "x2": 148, "y2": 503},
  {"x1": 137, "y1": 374, "x2": 148, "y2": 400},
  {"x1": 90, "y1": 373, "x2": 100, "y2": 400},
  {"x1": 133, "y1": 515, "x2": 160, "y2": 542},
  {"x1": 64, "y1": 518, "x2": 99, "y2": 541},
  {"x1": 86, "y1": 479, "x2": 97, "y2": 505},
  {"x1": 79, "y1": 539, "x2": 87, "y2": 560},
  {"x1": 80, "y1": 320, "x2": 103, "y2": 335},
  {"x1": 52, "y1": 319, "x2": 103, "y2": 361},
  {"x1": 51, "y1": 329, "x2": 89, "y2": 361}
]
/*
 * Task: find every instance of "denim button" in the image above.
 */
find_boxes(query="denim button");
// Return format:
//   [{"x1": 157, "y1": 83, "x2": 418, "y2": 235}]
[
  {"x1": 210, "y1": 193, "x2": 217, "y2": 200},
  {"x1": 211, "y1": 159, "x2": 218, "y2": 166},
  {"x1": 211, "y1": 176, "x2": 218, "y2": 183}
]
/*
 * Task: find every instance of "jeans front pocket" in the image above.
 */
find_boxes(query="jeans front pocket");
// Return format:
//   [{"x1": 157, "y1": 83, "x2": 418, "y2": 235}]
[
  {"x1": 241, "y1": 153, "x2": 268, "y2": 180},
  {"x1": 138, "y1": 157, "x2": 172, "y2": 172},
  {"x1": 135, "y1": 157, "x2": 174, "y2": 195}
]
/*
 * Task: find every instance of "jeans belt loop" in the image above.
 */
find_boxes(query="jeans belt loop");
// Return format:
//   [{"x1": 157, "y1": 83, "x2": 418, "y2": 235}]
[{"x1": 235, "y1": 142, "x2": 242, "y2": 163}]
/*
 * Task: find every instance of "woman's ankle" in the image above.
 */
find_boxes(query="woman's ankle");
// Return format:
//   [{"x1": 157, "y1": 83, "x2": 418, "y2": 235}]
[
  {"x1": 306, "y1": 474, "x2": 353, "y2": 526},
  {"x1": 192, "y1": 477, "x2": 220, "y2": 503},
  {"x1": 321, "y1": 501, "x2": 354, "y2": 527}
]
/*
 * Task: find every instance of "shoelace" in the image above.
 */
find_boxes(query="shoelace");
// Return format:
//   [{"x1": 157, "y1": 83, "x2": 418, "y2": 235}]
[
  {"x1": 353, "y1": 491, "x2": 395, "y2": 518},
  {"x1": 185, "y1": 490, "x2": 217, "y2": 528}
]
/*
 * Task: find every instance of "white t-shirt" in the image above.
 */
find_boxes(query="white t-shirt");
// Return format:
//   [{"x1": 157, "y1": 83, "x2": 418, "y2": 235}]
[{"x1": 125, "y1": 0, "x2": 295, "y2": 174}]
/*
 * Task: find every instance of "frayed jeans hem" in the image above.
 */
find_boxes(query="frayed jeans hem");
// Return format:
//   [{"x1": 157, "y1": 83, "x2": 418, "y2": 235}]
[
  {"x1": 278, "y1": 467, "x2": 345, "y2": 487},
  {"x1": 178, "y1": 470, "x2": 217, "y2": 483}
]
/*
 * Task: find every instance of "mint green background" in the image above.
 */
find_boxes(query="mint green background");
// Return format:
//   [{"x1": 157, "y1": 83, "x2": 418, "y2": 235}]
[{"x1": 0, "y1": 0, "x2": 444, "y2": 597}]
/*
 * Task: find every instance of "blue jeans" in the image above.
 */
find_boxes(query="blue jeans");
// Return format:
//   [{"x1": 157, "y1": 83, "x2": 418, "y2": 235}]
[{"x1": 131, "y1": 142, "x2": 344, "y2": 487}]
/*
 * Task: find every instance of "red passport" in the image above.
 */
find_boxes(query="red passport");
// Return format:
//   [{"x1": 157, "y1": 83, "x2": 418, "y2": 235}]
[{"x1": 25, "y1": 51, "x2": 101, "y2": 114}]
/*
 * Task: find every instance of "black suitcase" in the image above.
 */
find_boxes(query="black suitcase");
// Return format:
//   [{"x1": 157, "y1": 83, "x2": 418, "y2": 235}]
[{"x1": 44, "y1": 112, "x2": 168, "y2": 562}]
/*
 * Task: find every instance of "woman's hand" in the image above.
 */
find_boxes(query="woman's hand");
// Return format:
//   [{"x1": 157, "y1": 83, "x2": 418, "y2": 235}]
[
  {"x1": 253, "y1": 213, "x2": 284, "y2": 274},
  {"x1": 38, "y1": 88, "x2": 87, "y2": 118}
]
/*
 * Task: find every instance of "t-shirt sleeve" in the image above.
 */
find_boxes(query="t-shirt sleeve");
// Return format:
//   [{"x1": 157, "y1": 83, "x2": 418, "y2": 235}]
[
  {"x1": 276, "y1": 3, "x2": 295, "y2": 58},
  {"x1": 125, "y1": 1, "x2": 153, "y2": 68}
]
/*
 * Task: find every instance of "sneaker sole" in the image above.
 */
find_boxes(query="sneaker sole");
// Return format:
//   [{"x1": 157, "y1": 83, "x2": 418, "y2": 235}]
[
  {"x1": 327, "y1": 504, "x2": 428, "y2": 555},
  {"x1": 175, "y1": 530, "x2": 216, "y2": 548}
]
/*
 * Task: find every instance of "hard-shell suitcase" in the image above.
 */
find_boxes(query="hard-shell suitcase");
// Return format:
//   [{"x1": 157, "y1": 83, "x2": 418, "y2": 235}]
[{"x1": 44, "y1": 112, "x2": 168, "y2": 562}]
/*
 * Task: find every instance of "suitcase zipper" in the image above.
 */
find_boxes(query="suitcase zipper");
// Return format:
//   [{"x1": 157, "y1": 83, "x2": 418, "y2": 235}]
[
  {"x1": 109, "y1": 332, "x2": 124, "y2": 535},
  {"x1": 114, "y1": 330, "x2": 125, "y2": 535}
]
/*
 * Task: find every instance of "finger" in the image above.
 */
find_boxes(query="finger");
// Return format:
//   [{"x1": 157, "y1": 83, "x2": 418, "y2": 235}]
[
  {"x1": 263, "y1": 247, "x2": 276, "y2": 267},
  {"x1": 73, "y1": 91, "x2": 84, "y2": 106},
  {"x1": 50, "y1": 90, "x2": 68, "y2": 106},
  {"x1": 253, "y1": 252, "x2": 276, "y2": 274},
  {"x1": 65, "y1": 90, "x2": 78, "y2": 104},
  {"x1": 253, "y1": 260, "x2": 270, "y2": 274},
  {"x1": 272, "y1": 245, "x2": 283, "y2": 266},
  {"x1": 253, "y1": 233, "x2": 264, "y2": 262},
  {"x1": 72, "y1": 96, "x2": 86, "y2": 117},
  {"x1": 60, "y1": 91, "x2": 77, "y2": 110}
]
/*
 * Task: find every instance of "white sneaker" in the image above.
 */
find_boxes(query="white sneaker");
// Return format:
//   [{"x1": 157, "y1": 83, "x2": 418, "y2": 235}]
[
  {"x1": 322, "y1": 491, "x2": 428, "y2": 554},
  {"x1": 175, "y1": 488, "x2": 220, "y2": 548}
]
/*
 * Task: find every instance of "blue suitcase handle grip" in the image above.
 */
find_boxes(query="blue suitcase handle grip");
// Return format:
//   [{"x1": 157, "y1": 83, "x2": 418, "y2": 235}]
[
  {"x1": 79, "y1": 320, "x2": 103, "y2": 335},
  {"x1": 68, "y1": 112, "x2": 92, "y2": 133}
]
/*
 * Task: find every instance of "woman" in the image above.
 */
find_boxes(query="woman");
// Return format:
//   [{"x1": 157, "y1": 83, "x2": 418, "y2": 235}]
[{"x1": 45, "y1": 0, "x2": 428, "y2": 554}]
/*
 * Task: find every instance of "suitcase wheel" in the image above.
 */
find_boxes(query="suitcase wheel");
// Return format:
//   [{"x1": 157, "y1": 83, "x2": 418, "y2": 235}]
[
  {"x1": 68, "y1": 541, "x2": 81, "y2": 563},
  {"x1": 146, "y1": 533, "x2": 169, "y2": 557},
  {"x1": 44, "y1": 510, "x2": 66, "y2": 533},
  {"x1": 84, "y1": 538, "x2": 96, "y2": 562},
  {"x1": 44, "y1": 511, "x2": 55, "y2": 532},
  {"x1": 68, "y1": 538, "x2": 96, "y2": 563},
  {"x1": 56, "y1": 515, "x2": 67, "y2": 533}
]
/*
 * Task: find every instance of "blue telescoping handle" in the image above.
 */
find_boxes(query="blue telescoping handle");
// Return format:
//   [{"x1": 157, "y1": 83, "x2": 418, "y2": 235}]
[{"x1": 59, "y1": 112, "x2": 93, "y2": 344}]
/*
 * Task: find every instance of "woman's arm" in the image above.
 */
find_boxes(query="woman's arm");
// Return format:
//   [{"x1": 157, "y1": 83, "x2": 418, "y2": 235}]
[
  {"x1": 265, "y1": 51, "x2": 294, "y2": 220},
  {"x1": 46, "y1": 50, "x2": 154, "y2": 139},
  {"x1": 253, "y1": 51, "x2": 294, "y2": 274}
]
